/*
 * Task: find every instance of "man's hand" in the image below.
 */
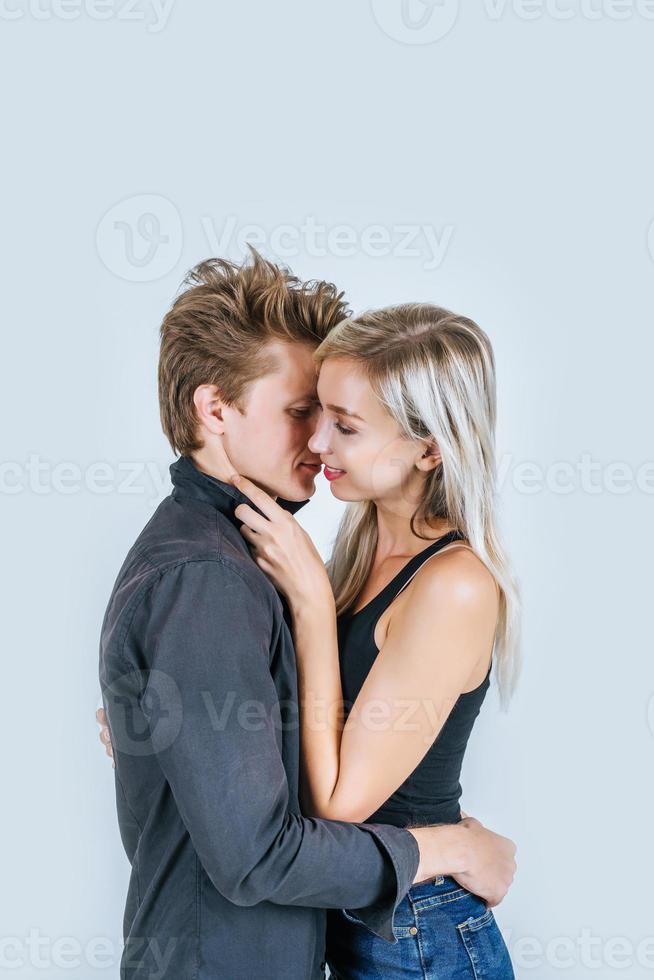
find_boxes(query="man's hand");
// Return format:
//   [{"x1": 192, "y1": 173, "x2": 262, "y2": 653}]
[
  {"x1": 96, "y1": 707, "x2": 115, "y2": 768},
  {"x1": 408, "y1": 816, "x2": 517, "y2": 908}
]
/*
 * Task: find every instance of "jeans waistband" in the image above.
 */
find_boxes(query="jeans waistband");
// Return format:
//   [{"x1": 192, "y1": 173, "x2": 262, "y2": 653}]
[{"x1": 406, "y1": 875, "x2": 464, "y2": 902}]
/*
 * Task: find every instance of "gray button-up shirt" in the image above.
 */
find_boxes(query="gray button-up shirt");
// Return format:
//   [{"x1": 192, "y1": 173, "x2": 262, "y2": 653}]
[{"x1": 99, "y1": 454, "x2": 420, "y2": 979}]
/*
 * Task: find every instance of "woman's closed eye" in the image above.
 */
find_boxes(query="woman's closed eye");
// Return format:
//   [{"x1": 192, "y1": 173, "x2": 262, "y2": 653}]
[{"x1": 335, "y1": 421, "x2": 356, "y2": 436}]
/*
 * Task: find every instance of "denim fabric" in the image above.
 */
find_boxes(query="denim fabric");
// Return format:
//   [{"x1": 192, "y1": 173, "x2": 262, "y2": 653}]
[
  {"x1": 326, "y1": 874, "x2": 515, "y2": 979},
  {"x1": 99, "y1": 455, "x2": 420, "y2": 979}
]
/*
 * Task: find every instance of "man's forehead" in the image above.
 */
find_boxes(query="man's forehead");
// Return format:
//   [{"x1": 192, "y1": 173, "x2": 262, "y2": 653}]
[
  {"x1": 287, "y1": 388, "x2": 319, "y2": 404},
  {"x1": 257, "y1": 339, "x2": 319, "y2": 400}
]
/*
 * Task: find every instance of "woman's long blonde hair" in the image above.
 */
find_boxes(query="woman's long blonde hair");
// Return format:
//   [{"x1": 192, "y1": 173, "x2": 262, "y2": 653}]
[{"x1": 314, "y1": 303, "x2": 521, "y2": 708}]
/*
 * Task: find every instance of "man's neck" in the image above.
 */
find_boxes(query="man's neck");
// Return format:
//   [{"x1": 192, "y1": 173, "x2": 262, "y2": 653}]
[{"x1": 190, "y1": 447, "x2": 278, "y2": 501}]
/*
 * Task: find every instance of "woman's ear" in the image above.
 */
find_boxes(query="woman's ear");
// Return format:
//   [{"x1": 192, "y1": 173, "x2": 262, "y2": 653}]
[{"x1": 415, "y1": 439, "x2": 442, "y2": 473}]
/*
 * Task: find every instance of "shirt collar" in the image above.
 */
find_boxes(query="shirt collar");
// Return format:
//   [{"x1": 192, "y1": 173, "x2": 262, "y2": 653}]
[{"x1": 169, "y1": 455, "x2": 310, "y2": 528}]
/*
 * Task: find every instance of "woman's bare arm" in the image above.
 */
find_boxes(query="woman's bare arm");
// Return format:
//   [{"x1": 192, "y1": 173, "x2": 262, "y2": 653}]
[{"x1": 292, "y1": 548, "x2": 499, "y2": 821}]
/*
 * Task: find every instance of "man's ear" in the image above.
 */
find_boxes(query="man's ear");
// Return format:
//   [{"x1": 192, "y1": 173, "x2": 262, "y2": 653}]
[
  {"x1": 414, "y1": 439, "x2": 442, "y2": 473},
  {"x1": 193, "y1": 384, "x2": 227, "y2": 436}
]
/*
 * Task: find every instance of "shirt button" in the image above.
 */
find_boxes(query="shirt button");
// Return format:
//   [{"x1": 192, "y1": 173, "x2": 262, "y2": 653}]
[{"x1": 409, "y1": 926, "x2": 418, "y2": 935}]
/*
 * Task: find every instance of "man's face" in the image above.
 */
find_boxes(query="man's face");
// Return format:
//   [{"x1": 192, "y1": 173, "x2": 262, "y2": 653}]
[{"x1": 220, "y1": 340, "x2": 322, "y2": 501}]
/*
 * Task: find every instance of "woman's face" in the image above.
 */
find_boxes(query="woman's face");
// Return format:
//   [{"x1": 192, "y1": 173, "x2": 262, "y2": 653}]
[{"x1": 308, "y1": 356, "x2": 438, "y2": 507}]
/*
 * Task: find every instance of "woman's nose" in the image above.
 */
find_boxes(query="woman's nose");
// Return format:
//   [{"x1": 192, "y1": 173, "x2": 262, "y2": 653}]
[{"x1": 308, "y1": 418, "x2": 330, "y2": 455}]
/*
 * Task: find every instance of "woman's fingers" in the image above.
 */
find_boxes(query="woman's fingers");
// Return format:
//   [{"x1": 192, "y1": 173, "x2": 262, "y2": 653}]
[
  {"x1": 96, "y1": 706, "x2": 115, "y2": 766},
  {"x1": 100, "y1": 726, "x2": 112, "y2": 751},
  {"x1": 234, "y1": 502, "x2": 269, "y2": 534},
  {"x1": 239, "y1": 523, "x2": 259, "y2": 546},
  {"x1": 232, "y1": 475, "x2": 282, "y2": 521}
]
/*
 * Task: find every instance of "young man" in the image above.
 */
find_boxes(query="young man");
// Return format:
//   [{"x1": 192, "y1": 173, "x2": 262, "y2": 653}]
[{"x1": 97, "y1": 251, "x2": 516, "y2": 979}]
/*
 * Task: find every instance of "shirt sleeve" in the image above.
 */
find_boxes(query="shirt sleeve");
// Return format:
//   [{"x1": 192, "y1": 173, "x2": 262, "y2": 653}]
[{"x1": 116, "y1": 558, "x2": 419, "y2": 943}]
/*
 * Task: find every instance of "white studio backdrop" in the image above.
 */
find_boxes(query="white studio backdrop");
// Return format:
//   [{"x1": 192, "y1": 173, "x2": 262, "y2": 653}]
[{"x1": 1, "y1": 2, "x2": 653, "y2": 978}]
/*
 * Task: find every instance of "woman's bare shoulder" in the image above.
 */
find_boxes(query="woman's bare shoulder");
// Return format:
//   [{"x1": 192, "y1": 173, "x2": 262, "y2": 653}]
[{"x1": 405, "y1": 543, "x2": 499, "y2": 616}]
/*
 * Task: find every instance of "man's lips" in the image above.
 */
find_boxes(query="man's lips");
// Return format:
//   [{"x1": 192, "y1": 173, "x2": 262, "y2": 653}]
[
  {"x1": 299, "y1": 462, "x2": 322, "y2": 473},
  {"x1": 323, "y1": 465, "x2": 346, "y2": 482}
]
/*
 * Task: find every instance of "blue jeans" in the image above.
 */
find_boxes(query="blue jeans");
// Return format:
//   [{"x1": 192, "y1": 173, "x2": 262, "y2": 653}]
[{"x1": 326, "y1": 874, "x2": 514, "y2": 979}]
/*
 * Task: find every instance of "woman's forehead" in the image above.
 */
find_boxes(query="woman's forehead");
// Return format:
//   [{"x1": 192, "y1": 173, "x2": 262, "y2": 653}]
[{"x1": 316, "y1": 359, "x2": 389, "y2": 423}]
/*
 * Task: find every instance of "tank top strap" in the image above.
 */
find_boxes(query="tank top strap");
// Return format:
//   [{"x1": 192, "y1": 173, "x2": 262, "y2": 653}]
[
  {"x1": 349, "y1": 530, "x2": 467, "y2": 621},
  {"x1": 387, "y1": 530, "x2": 467, "y2": 605}
]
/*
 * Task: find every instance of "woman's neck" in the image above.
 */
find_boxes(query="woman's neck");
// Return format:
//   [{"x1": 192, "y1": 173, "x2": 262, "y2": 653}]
[{"x1": 373, "y1": 500, "x2": 455, "y2": 562}]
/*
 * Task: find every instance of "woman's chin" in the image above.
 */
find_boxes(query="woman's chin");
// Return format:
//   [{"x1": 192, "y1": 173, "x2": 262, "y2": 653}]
[{"x1": 328, "y1": 480, "x2": 361, "y2": 502}]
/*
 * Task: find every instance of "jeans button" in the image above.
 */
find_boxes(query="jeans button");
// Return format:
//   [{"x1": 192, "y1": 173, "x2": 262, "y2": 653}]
[{"x1": 409, "y1": 926, "x2": 418, "y2": 935}]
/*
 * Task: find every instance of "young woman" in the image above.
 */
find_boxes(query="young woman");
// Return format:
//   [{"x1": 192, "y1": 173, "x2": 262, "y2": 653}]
[{"x1": 231, "y1": 303, "x2": 521, "y2": 979}]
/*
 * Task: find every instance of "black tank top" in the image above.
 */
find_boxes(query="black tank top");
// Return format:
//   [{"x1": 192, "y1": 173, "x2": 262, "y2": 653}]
[{"x1": 336, "y1": 531, "x2": 492, "y2": 829}]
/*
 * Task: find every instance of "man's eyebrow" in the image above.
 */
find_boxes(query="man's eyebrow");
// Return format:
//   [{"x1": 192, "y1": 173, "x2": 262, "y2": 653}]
[
  {"x1": 286, "y1": 394, "x2": 319, "y2": 406},
  {"x1": 325, "y1": 403, "x2": 365, "y2": 422}
]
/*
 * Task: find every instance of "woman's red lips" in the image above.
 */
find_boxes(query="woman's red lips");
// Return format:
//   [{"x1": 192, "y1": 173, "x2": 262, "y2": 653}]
[{"x1": 323, "y1": 466, "x2": 346, "y2": 482}]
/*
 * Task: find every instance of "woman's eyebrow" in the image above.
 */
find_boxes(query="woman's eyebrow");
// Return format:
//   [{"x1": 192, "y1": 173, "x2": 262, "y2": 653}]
[{"x1": 325, "y1": 403, "x2": 365, "y2": 421}]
